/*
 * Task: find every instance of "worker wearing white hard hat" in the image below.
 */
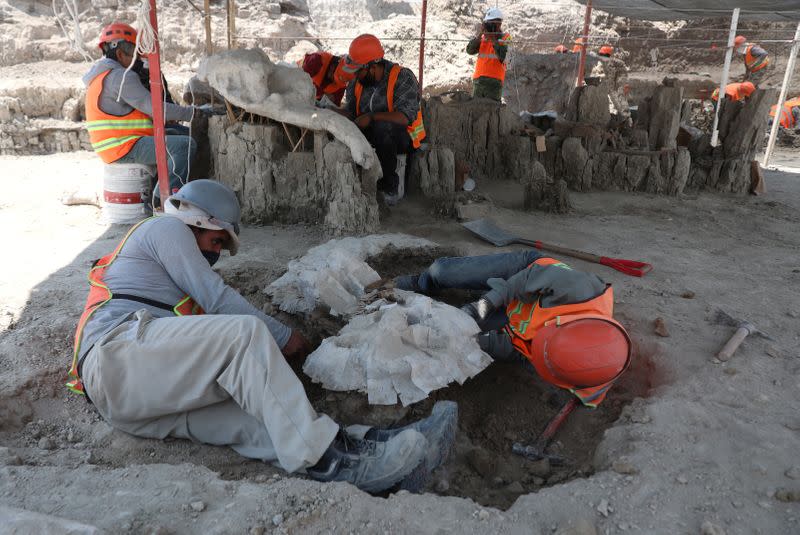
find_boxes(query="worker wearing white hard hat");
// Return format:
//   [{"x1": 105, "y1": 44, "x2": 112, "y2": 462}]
[{"x1": 467, "y1": 7, "x2": 511, "y2": 101}]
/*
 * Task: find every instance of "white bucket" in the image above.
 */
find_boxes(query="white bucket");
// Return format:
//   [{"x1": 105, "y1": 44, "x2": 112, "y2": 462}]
[{"x1": 102, "y1": 163, "x2": 154, "y2": 224}]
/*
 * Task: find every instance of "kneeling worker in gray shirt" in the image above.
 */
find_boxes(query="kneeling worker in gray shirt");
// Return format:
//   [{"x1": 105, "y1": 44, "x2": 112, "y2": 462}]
[{"x1": 67, "y1": 179, "x2": 456, "y2": 493}]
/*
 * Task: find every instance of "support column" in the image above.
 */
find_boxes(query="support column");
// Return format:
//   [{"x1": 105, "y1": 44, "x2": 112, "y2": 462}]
[
  {"x1": 762, "y1": 21, "x2": 800, "y2": 167},
  {"x1": 147, "y1": 0, "x2": 170, "y2": 202},
  {"x1": 226, "y1": 0, "x2": 237, "y2": 50},
  {"x1": 204, "y1": 0, "x2": 212, "y2": 55},
  {"x1": 575, "y1": 0, "x2": 592, "y2": 87},
  {"x1": 418, "y1": 0, "x2": 428, "y2": 94},
  {"x1": 710, "y1": 8, "x2": 740, "y2": 147}
]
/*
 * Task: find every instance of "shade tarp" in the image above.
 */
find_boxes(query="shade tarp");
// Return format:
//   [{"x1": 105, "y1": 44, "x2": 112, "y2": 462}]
[{"x1": 576, "y1": 1, "x2": 800, "y2": 21}]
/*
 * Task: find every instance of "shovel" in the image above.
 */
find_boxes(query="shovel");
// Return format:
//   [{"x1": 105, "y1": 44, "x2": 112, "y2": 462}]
[{"x1": 462, "y1": 219, "x2": 652, "y2": 278}]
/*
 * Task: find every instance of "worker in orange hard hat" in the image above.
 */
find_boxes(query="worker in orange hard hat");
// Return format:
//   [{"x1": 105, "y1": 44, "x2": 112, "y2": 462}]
[
  {"x1": 83, "y1": 22, "x2": 204, "y2": 204},
  {"x1": 571, "y1": 37, "x2": 586, "y2": 53},
  {"x1": 554, "y1": 44, "x2": 569, "y2": 54},
  {"x1": 395, "y1": 251, "x2": 631, "y2": 409},
  {"x1": 341, "y1": 34, "x2": 426, "y2": 206},
  {"x1": 711, "y1": 81, "x2": 756, "y2": 104},
  {"x1": 598, "y1": 44, "x2": 614, "y2": 57},
  {"x1": 301, "y1": 51, "x2": 353, "y2": 107},
  {"x1": 734, "y1": 35, "x2": 770, "y2": 86},
  {"x1": 467, "y1": 7, "x2": 511, "y2": 101},
  {"x1": 769, "y1": 97, "x2": 800, "y2": 130}
]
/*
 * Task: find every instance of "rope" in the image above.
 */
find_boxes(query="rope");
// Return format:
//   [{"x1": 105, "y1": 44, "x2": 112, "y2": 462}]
[{"x1": 52, "y1": 0, "x2": 93, "y2": 62}]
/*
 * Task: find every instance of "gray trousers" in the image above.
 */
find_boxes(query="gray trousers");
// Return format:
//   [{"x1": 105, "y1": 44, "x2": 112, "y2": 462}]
[{"x1": 81, "y1": 310, "x2": 339, "y2": 473}]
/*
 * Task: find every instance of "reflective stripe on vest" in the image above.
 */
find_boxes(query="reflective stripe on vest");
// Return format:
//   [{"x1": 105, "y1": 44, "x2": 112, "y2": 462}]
[
  {"x1": 745, "y1": 45, "x2": 769, "y2": 73},
  {"x1": 67, "y1": 218, "x2": 204, "y2": 395},
  {"x1": 85, "y1": 70, "x2": 154, "y2": 164},
  {"x1": 354, "y1": 64, "x2": 427, "y2": 149},
  {"x1": 473, "y1": 33, "x2": 510, "y2": 81},
  {"x1": 504, "y1": 257, "x2": 624, "y2": 407}
]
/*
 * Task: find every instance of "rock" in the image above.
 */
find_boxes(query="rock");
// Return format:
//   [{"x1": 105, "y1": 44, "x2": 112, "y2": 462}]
[
  {"x1": 477, "y1": 509, "x2": 490, "y2": 521},
  {"x1": 0, "y1": 447, "x2": 22, "y2": 466},
  {"x1": 775, "y1": 488, "x2": 800, "y2": 502},
  {"x1": 528, "y1": 458, "x2": 551, "y2": 478},
  {"x1": 467, "y1": 448, "x2": 497, "y2": 479},
  {"x1": 38, "y1": 437, "x2": 55, "y2": 450},
  {"x1": 596, "y1": 499, "x2": 612, "y2": 517},
  {"x1": 611, "y1": 460, "x2": 639, "y2": 475},
  {"x1": 676, "y1": 474, "x2": 689, "y2": 484},
  {"x1": 505, "y1": 481, "x2": 525, "y2": 494},
  {"x1": 250, "y1": 527, "x2": 266, "y2": 535},
  {"x1": 254, "y1": 474, "x2": 269, "y2": 483},
  {"x1": 765, "y1": 345, "x2": 781, "y2": 358},
  {"x1": 700, "y1": 520, "x2": 726, "y2": 535},
  {"x1": 455, "y1": 200, "x2": 493, "y2": 221},
  {"x1": 189, "y1": 501, "x2": 206, "y2": 512},
  {"x1": 272, "y1": 513, "x2": 284, "y2": 526},
  {"x1": 785, "y1": 467, "x2": 800, "y2": 480},
  {"x1": 556, "y1": 517, "x2": 597, "y2": 535},
  {"x1": 434, "y1": 479, "x2": 449, "y2": 492},
  {"x1": 653, "y1": 317, "x2": 670, "y2": 337},
  {"x1": 681, "y1": 290, "x2": 695, "y2": 299}
]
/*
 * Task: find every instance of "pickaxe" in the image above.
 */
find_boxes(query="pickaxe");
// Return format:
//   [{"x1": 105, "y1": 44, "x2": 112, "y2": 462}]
[
  {"x1": 512, "y1": 397, "x2": 578, "y2": 465},
  {"x1": 713, "y1": 308, "x2": 774, "y2": 361}
]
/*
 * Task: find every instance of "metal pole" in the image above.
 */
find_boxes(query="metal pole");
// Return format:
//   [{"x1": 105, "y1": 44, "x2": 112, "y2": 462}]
[
  {"x1": 418, "y1": 0, "x2": 428, "y2": 94},
  {"x1": 147, "y1": 0, "x2": 171, "y2": 203},
  {"x1": 204, "y1": 0, "x2": 212, "y2": 55},
  {"x1": 575, "y1": 0, "x2": 592, "y2": 87},
  {"x1": 710, "y1": 8, "x2": 740, "y2": 148},
  {"x1": 762, "y1": 21, "x2": 800, "y2": 167}
]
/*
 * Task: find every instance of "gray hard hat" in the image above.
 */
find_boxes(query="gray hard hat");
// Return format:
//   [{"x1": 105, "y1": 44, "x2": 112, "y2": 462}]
[{"x1": 165, "y1": 179, "x2": 242, "y2": 255}]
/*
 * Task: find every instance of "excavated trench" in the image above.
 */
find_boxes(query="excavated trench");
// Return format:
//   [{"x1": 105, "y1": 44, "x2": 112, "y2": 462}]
[{"x1": 220, "y1": 248, "x2": 657, "y2": 509}]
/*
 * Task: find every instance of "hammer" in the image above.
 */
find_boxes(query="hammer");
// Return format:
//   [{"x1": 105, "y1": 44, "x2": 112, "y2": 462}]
[
  {"x1": 512, "y1": 397, "x2": 578, "y2": 466},
  {"x1": 713, "y1": 308, "x2": 774, "y2": 361}
]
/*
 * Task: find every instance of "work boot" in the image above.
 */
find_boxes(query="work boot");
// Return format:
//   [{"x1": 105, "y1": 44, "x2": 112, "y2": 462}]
[
  {"x1": 394, "y1": 274, "x2": 422, "y2": 293},
  {"x1": 364, "y1": 401, "x2": 459, "y2": 491},
  {"x1": 306, "y1": 429, "x2": 427, "y2": 493}
]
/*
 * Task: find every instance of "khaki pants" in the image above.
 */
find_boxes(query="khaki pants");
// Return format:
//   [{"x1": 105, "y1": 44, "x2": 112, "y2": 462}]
[{"x1": 80, "y1": 310, "x2": 339, "y2": 473}]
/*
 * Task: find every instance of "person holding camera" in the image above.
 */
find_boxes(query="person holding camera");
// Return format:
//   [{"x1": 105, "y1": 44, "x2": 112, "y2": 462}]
[{"x1": 466, "y1": 7, "x2": 511, "y2": 102}]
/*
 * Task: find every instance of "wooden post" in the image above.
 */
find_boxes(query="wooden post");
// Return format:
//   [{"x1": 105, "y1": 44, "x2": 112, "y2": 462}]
[
  {"x1": 762, "y1": 21, "x2": 800, "y2": 167},
  {"x1": 575, "y1": 0, "x2": 592, "y2": 87},
  {"x1": 418, "y1": 0, "x2": 428, "y2": 94},
  {"x1": 147, "y1": 0, "x2": 171, "y2": 203},
  {"x1": 203, "y1": 0, "x2": 212, "y2": 55},
  {"x1": 710, "y1": 8, "x2": 740, "y2": 147},
  {"x1": 226, "y1": 0, "x2": 237, "y2": 50}
]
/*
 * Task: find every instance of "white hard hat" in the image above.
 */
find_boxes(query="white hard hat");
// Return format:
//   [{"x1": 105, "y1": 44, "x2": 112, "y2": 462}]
[
  {"x1": 163, "y1": 179, "x2": 241, "y2": 255},
  {"x1": 484, "y1": 7, "x2": 503, "y2": 21}
]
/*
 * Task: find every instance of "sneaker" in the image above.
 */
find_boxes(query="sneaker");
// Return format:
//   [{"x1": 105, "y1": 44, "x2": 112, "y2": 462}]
[
  {"x1": 306, "y1": 429, "x2": 427, "y2": 493},
  {"x1": 364, "y1": 401, "x2": 458, "y2": 492},
  {"x1": 394, "y1": 274, "x2": 422, "y2": 293}
]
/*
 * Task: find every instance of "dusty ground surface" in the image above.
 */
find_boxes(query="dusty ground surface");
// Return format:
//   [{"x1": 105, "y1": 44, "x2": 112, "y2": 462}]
[{"x1": 2, "y1": 150, "x2": 800, "y2": 533}]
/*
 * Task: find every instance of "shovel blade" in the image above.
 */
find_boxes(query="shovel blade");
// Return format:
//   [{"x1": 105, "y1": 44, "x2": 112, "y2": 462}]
[{"x1": 461, "y1": 219, "x2": 519, "y2": 247}]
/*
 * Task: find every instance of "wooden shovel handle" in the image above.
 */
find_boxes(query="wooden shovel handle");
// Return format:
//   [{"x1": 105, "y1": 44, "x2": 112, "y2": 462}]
[
  {"x1": 516, "y1": 239, "x2": 600, "y2": 262},
  {"x1": 716, "y1": 326, "x2": 752, "y2": 361}
]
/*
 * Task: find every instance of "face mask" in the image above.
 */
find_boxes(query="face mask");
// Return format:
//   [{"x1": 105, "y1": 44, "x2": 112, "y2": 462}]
[{"x1": 201, "y1": 250, "x2": 220, "y2": 267}]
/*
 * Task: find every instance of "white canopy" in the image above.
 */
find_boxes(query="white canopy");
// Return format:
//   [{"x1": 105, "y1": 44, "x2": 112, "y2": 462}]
[{"x1": 576, "y1": 1, "x2": 800, "y2": 21}]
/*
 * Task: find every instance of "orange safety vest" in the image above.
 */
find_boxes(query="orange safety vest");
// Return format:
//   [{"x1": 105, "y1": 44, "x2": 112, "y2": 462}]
[
  {"x1": 744, "y1": 44, "x2": 769, "y2": 73},
  {"x1": 67, "y1": 218, "x2": 204, "y2": 395},
  {"x1": 354, "y1": 64, "x2": 426, "y2": 149},
  {"x1": 473, "y1": 33, "x2": 511, "y2": 81},
  {"x1": 504, "y1": 257, "x2": 629, "y2": 407},
  {"x1": 770, "y1": 104, "x2": 797, "y2": 129},
  {"x1": 309, "y1": 52, "x2": 347, "y2": 101},
  {"x1": 85, "y1": 70, "x2": 154, "y2": 164}
]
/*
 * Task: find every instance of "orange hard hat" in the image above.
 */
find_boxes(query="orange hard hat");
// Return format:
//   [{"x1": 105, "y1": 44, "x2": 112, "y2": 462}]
[
  {"x1": 554, "y1": 44, "x2": 569, "y2": 53},
  {"x1": 332, "y1": 59, "x2": 355, "y2": 85},
  {"x1": 598, "y1": 44, "x2": 614, "y2": 56},
  {"x1": 529, "y1": 316, "x2": 631, "y2": 388},
  {"x1": 343, "y1": 34, "x2": 384, "y2": 73},
  {"x1": 740, "y1": 81, "x2": 756, "y2": 97},
  {"x1": 98, "y1": 22, "x2": 137, "y2": 50},
  {"x1": 734, "y1": 35, "x2": 747, "y2": 47}
]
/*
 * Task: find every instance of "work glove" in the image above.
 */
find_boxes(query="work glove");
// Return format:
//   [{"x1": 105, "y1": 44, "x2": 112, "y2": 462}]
[
  {"x1": 195, "y1": 103, "x2": 225, "y2": 116},
  {"x1": 461, "y1": 298, "x2": 495, "y2": 326}
]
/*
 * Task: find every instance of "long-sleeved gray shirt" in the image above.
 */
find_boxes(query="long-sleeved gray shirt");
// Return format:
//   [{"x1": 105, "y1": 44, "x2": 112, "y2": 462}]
[
  {"x1": 79, "y1": 216, "x2": 291, "y2": 361},
  {"x1": 82, "y1": 58, "x2": 193, "y2": 122},
  {"x1": 482, "y1": 262, "x2": 607, "y2": 310}
]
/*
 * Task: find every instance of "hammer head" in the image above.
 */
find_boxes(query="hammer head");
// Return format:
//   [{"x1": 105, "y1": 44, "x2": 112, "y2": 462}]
[
  {"x1": 712, "y1": 308, "x2": 773, "y2": 341},
  {"x1": 512, "y1": 442, "x2": 569, "y2": 466}
]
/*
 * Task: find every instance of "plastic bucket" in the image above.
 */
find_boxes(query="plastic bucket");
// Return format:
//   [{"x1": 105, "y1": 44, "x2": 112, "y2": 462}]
[{"x1": 102, "y1": 163, "x2": 154, "y2": 224}]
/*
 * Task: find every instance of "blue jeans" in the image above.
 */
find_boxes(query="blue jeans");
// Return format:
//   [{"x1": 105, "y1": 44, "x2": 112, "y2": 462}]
[
  {"x1": 116, "y1": 135, "x2": 197, "y2": 197},
  {"x1": 415, "y1": 250, "x2": 543, "y2": 368}
]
